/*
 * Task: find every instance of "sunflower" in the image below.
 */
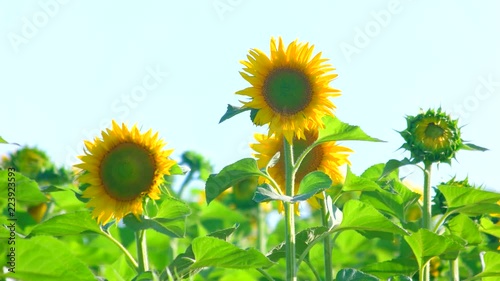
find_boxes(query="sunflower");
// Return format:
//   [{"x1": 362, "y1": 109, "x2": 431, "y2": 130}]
[
  {"x1": 237, "y1": 37, "x2": 340, "y2": 143},
  {"x1": 75, "y1": 121, "x2": 176, "y2": 224},
  {"x1": 400, "y1": 108, "x2": 462, "y2": 164},
  {"x1": 251, "y1": 129, "x2": 352, "y2": 211}
]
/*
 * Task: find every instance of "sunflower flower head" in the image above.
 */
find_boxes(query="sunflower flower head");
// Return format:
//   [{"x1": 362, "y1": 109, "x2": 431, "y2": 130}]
[
  {"x1": 251, "y1": 129, "x2": 352, "y2": 212},
  {"x1": 400, "y1": 108, "x2": 462, "y2": 165},
  {"x1": 237, "y1": 37, "x2": 340, "y2": 143},
  {"x1": 74, "y1": 120, "x2": 176, "y2": 224}
]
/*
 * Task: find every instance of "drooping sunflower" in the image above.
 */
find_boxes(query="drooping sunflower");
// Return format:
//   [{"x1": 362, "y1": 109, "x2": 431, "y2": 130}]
[
  {"x1": 400, "y1": 108, "x2": 462, "y2": 164},
  {"x1": 251, "y1": 129, "x2": 352, "y2": 211},
  {"x1": 75, "y1": 121, "x2": 176, "y2": 224},
  {"x1": 237, "y1": 37, "x2": 340, "y2": 143}
]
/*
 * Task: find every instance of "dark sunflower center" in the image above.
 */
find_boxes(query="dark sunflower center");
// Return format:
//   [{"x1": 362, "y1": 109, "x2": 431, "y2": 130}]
[
  {"x1": 293, "y1": 139, "x2": 323, "y2": 182},
  {"x1": 263, "y1": 68, "x2": 312, "y2": 115},
  {"x1": 100, "y1": 142, "x2": 156, "y2": 201},
  {"x1": 425, "y1": 123, "x2": 445, "y2": 139}
]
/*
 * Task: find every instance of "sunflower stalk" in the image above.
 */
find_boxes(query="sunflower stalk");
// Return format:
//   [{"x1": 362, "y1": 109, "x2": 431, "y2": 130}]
[
  {"x1": 283, "y1": 139, "x2": 297, "y2": 281},
  {"x1": 136, "y1": 229, "x2": 149, "y2": 273},
  {"x1": 422, "y1": 162, "x2": 432, "y2": 281},
  {"x1": 320, "y1": 192, "x2": 333, "y2": 281},
  {"x1": 256, "y1": 203, "x2": 267, "y2": 254},
  {"x1": 450, "y1": 258, "x2": 460, "y2": 281},
  {"x1": 100, "y1": 228, "x2": 139, "y2": 271}
]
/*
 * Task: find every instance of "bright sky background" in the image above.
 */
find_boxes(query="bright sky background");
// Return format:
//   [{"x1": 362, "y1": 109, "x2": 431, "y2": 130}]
[{"x1": 1, "y1": 1, "x2": 499, "y2": 193}]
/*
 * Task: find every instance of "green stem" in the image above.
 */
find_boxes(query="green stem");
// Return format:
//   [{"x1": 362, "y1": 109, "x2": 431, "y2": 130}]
[
  {"x1": 257, "y1": 204, "x2": 267, "y2": 253},
  {"x1": 177, "y1": 170, "x2": 194, "y2": 198},
  {"x1": 450, "y1": 258, "x2": 460, "y2": 281},
  {"x1": 320, "y1": 192, "x2": 333, "y2": 281},
  {"x1": 422, "y1": 162, "x2": 433, "y2": 281},
  {"x1": 101, "y1": 228, "x2": 138, "y2": 271},
  {"x1": 283, "y1": 138, "x2": 297, "y2": 281},
  {"x1": 257, "y1": 268, "x2": 275, "y2": 281},
  {"x1": 304, "y1": 258, "x2": 322, "y2": 281},
  {"x1": 136, "y1": 229, "x2": 149, "y2": 273}
]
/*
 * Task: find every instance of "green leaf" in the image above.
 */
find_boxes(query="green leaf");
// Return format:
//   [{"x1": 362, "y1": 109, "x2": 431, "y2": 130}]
[
  {"x1": 267, "y1": 226, "x2": 328, "y2": 262},
  {"x1": 123, "y1": 214, "x2": 187, "y2": 238},
  {"x1": 389, "y1": 276, "x2": 413, "y2": 281},
  {"x1": 438, "y1": 184, "x2": 500, "y2": 209},
  {"x1": 0, "y1": 170, "x2": 47, "y2": 205},
  {"x1": 447, "y1": 214, "x2": 482, "y2": 245},
  {"x1": 29, "y1": 211, "x2": 100, "y2": 236},
  {"x1": 190, "y1": 236, "x2": 274, "y2": 269},
  {"x1": 343, "y1": 166, "x2": 381, "y2": 192},
  {"x1": 1, "y1": 236, "x2": 95, "y2": 281},
  {"x1": 292, "y1": 171, "x2": 332, "y2": 202},
  {"x1": 361, "y1": 258, "x2": 418, "y2": 279},
  {"x1": 205, "y1": 158, "x2": 265, "y2": 204},
  {"x1": 361, "y1": 163, "x2": 398, "y2": 181},
  {"x1": 472, "y1": 251, "x2": 500, "y2": 279},
  {"x1": 404, "y1": 229, "x2": 454, "y2": 269},
  {"x1": 132, "y1": 271, "x2": 158, "y2": 281},
  {"x1": 460, "y1": 143, "x2": 488, "y2": 152},
  {"x1": 253, "y1": 185, "x2": 291, "y2": 203},
  {"x1": 219, "y1": 104, "x2": 251, "y2": 123},
  {"x1": 479, "y1": 218, "x2": 500, "y2": 238},
  {"x1": 169, "y1": 163, "x2": 189, "y2": 175},
  {"x1": 338, "y1": 200, "x2": 408, "y2": 235},
  {"x1": 360, "y1": 189, "x2": 405, "y2": 221},
  {"x1": 155, "y1": 196, "x2": 191, "y2": 220},
  {"x1": 381, "y1": 158, "x2": 419, "y2": 179},
  {"x1": 0, "y1": 136, "x2": 8, "y2": 143},
  {"x1": 316, "y1": 116, "x2": 384, "y2": 144},
  {"x1": 102, "y1": 255, "x2": 137, "y2": 281},
  {"x1": 454, "y1": 203, "x2": 500, "y2": 216},
  {"x1": 336, "y1": 268, "x2": 379, "y2": 281}
]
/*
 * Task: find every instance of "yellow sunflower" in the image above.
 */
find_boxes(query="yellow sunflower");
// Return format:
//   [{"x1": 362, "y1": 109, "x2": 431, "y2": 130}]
[
  {"x1": 75, "y1": 121, "x2": 176, "y2": 224},
  {"x1": 237, "y1": 37, "x2": 340, "y2": 143},
  {"x1": 251, "y1": 129, "x2": 352, "y2": 211},
  {"x1": 400, "y1": 108, "x2": 462, "y2": 164}
]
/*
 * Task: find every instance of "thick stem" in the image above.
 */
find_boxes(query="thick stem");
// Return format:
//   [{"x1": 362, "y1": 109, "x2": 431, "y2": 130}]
[
  {"x1": 257, "y1": 204, "x2": 267, "y2": 253},
  {"x1": 422, "y1": 162, "x2": 433, "y2": 281},
  {"x1": 283, "y1": 138, "x2": 297, "y2": 281},
  {"x1": 101, "y1": 228, "x2": 138, "y2": 271},
  {"x1": 450, "y1": 258, "x2": 460, "y2": 281},
  {"x1": 320, "y1": 193, "x2": 333, "y2": 281},
  {"x1": 177, "y1": 170, "x2": 194, "y2": 198},
  {"x1": 136, "y1": 229, "x2": 149, "y2": 273}
]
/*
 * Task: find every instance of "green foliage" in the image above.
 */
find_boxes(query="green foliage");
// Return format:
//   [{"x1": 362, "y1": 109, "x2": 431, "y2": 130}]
[
  {"x1": 29, "y1": 211, "x2": 100, "y2": 236},
  {"x1": 219, "y1": 104, "x2": 251, "y2": 123},
  {"x1": 316, "y1": 116, "x2": 384, "y2": 144},
  {"x1": 336, "y1": 268, "x2": 379, "y2": 281}
]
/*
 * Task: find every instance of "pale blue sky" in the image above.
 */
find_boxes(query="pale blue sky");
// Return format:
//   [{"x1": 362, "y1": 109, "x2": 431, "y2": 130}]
[{"x1": 1, "y1": 1, "x2": 499, "y2": 192}]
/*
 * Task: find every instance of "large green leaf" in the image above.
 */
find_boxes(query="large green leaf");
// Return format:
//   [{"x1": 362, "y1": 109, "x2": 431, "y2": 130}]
[
  {"x1": 316, "y1": 116, "x2": 384, "y2": 144},
  {"x1": 380, "y1": 158, "x2": 419, "y2": 179},
  {"x1": 404, "y1": 229, "x2": 456, "y2": 269},
  {"x1": 343, "y1": 166, "x2": 380, "y2": 192},
  {"x1": 438, "y1": 184, "x2": 500, "y2": 209},
  {"x1": 205, "y1": 158, "x2": 265, "y2": 204},
  {"x1": 479, "y1": 218, "x2": 500, "y2": 238},
  {"x1": 471, "y1": 251, "x2": 500, "y2": 279},
  {"x1": 155, "y1": 196, "x2": 191, "y2": 220},
  {"x1": 361, "y1": 163, "x2": 398, "y2": 181},
  {"x1": 219, "y1": 104, "x2": 251, "y2": 123},
  {"x1": 123, "y1": 214, "x2": 187, "y2": 238},
  {"x1": 336, "y1": 268, "x2": 378, "y2": 281},
  {"x1": 1, "y1": 236, "x2": 95, "y2": 281},
  {"x1": 337, "y1": 200, "x2": 408, "y2": 235},
  {"x1": 447, "y1": 214, "x2": 482, "y2": 245},
  {"x1": 29, "y1": 211, "x2": 100, "y2": 236},
  {"x1": 292, "y1": 171, "x2": 332, "y2": 202},
  {"x1": 267, "y1": 226, "x2": 328, "y2": 262},
  {"x1": 190, "y1": 236, "x2": 274, "y2": 269},
  {"x1": 102, "y1": 255, "x2": 137, "y2": 281},
  {"x1": 0, "y1": 170, "x2": 47, "y2": 205},
  {"x1": 361, "y1": 258, "x2": 418, "y2": 279}
]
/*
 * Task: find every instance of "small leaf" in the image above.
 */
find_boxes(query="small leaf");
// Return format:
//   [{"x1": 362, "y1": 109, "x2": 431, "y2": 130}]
[
  {"x1": 253, "y1": 185, "x2": 291, "y2": 203},
  {"x1": 1, "y1": 236, "x2": 96, "y2": 281},
  {"x1": 267, "y1": 226, "x2": 328, "y2": 262},
  {"x1": 336, "y1": 268, "x2": 379, "y2": 281},
  {"x1": 0, "y1": 136, "x2": 8, "y2": 143},
  {"x1": 219, "y1": 104, "x2": 251, "y2": 123},
  {"x1": 155, "y1": 196, "x2": 191, "y2": 220},
  {"x1": 343, "y1": 166, "x2": 380, "y2": 192},
  {"x1": 190, "y1": 236, "x2": 274, "y2": 269},
  {"x1": 479, "y1": 218, "x2": 500, "y2": 238},
  {"x1": 205, "y1": 158, "x2": 265, "y2": 204},
  {"x1": 29, "y1": 211, "x2": 100, "y2": 236},
  {"x1": 361, "y1": 258, "x2": 418, "y2": 279},
  {"x1": 292, "y1": 171, "x2": 332, "y2": 202},
  {"x1": 460, "y1": 143, "x2": 488, "y2": 152},
  {"x1": 381, "y1": 158, "x2": 419, "y2": 179},
  {"x1": 123, "y1": 215, "x2": 187, "y2": 238},
  {"x1": 316, "y1": 116, "x2": 384, "y2": 144},
  {"x1": 404, "y1": 229, "x2": 454, "y2": 269},
  {"x1": 361, "y1": 163, "x2": 398, "y2": 181},
  {"x1": 447, "y1": 214, "x2": 482, "y2": 245},
  {"x1": 169, "y1": 163, "x2": 190, "y2": 175},
  {"x1": 338, "y1": 200, "x2": 408, "y2": 235},
  {"x1": 472, "y1": 251, "x2": 500, "y2": 279}
]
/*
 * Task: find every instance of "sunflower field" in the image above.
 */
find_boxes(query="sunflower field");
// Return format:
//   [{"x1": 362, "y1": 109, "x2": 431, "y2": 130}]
[{"x1": 1, "y1": 36, "x2": 500, "y2": 281}]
